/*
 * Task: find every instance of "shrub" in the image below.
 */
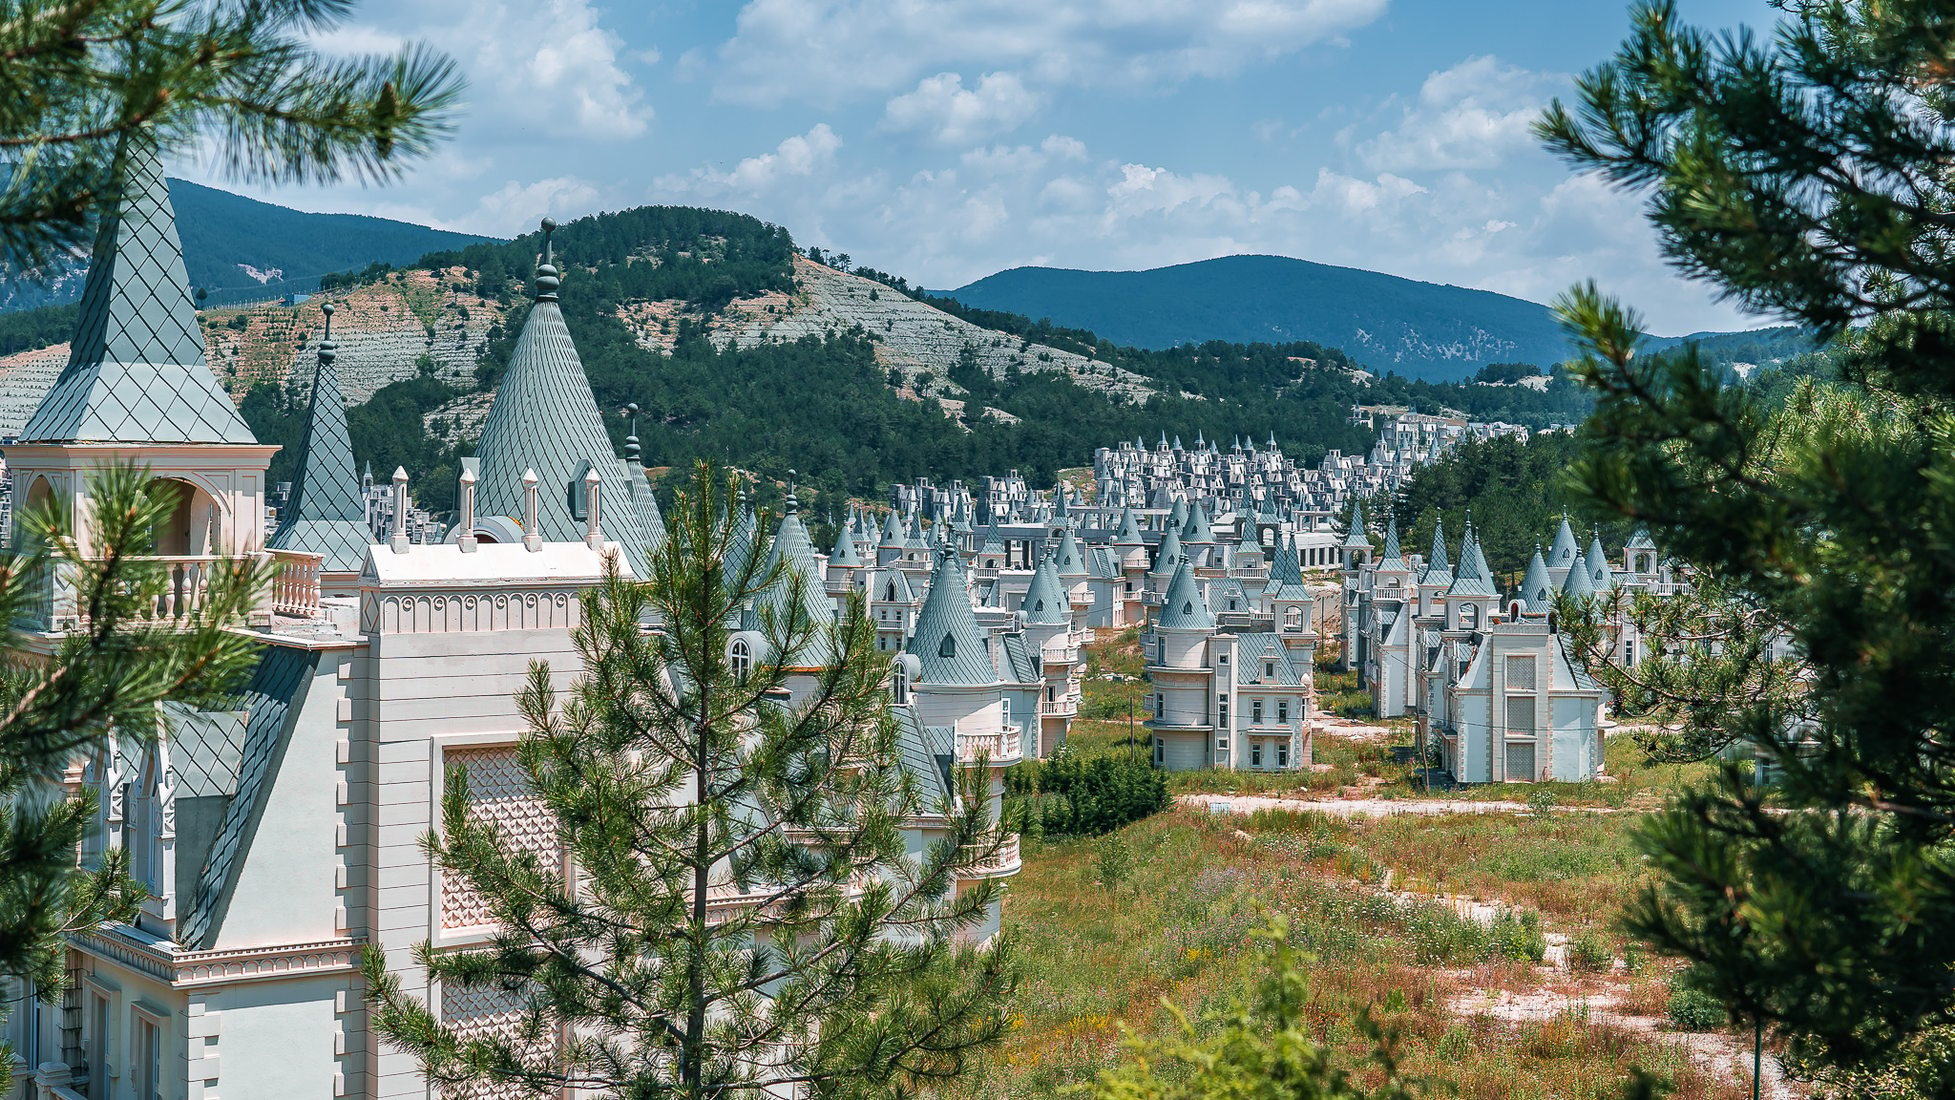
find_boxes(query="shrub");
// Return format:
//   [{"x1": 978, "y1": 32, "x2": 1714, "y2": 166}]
[
  {"x1": 1667, "y1": 982, "x2": 1728, "y2": 1031},
  {"x1": 1528, "y1": 788, "x2": 1559, "y2": 818},
  {"x1": 1005, "y1": 749, "x2": 1170, "y2": 839},
  {"x1": 1096, "y1": 836, "x2": 1134, "y2": 891},
  {"x1": 1569, "y1": 931, "x2": 1614, "y2": 973}
]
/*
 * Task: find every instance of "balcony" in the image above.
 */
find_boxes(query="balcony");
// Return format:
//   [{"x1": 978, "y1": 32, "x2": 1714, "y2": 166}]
[
  {"x1": 28, "y1": 548, "x2": 326, "y2": 630},
  {"x1": 960, "y1": 832, "x2": 1022, "y2": 878},
  {"x1": 1039, "y1": 694, "x2": 1078, "y2": 718},
  {"x1": 955, "y1": 725, "x2": 1022, "y2": 766},
  {"x1": 267, "y1": 549, "x2": 323, "y2": 618}
]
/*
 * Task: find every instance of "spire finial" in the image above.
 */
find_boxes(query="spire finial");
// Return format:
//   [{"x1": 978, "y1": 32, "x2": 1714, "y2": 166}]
[
  {"x1": 534, "y1": 217, "x2": 560, "y2": 301},
  {"x1": 785, "y1": 468, "x2": 799, "y2": 513},
  {"x1": 316, "y1": 301, "x2": 337, "y2": 368},
  {"x1": 621, "y1": 401, "x2": 641, "y2": 465}
]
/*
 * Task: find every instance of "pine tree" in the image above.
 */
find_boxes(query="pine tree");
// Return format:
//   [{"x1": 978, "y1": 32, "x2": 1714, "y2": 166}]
[
  {"x1": 363, "y1": 463, "x2": 1017, "y2": 1098},
  {"x1": 0, "y1": 466, "x2": 264, "y2": 992},
  {"x1": 1, "y1": 0, "x2": 461, "y2": 269},
  {"x1": 1538, "y1": 0, "x2": 1955, "y2": 1088}
]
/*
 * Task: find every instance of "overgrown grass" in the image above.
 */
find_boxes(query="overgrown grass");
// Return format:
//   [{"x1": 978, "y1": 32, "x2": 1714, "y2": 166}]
[{"x1": 968, "y1": 808, "x2": 1746, "y2": 1100}]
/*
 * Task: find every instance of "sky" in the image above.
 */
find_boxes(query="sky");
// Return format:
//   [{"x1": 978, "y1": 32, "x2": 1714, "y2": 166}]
[{"x1": 172, "y1": 0, "x2": 1781, "y2": 336}]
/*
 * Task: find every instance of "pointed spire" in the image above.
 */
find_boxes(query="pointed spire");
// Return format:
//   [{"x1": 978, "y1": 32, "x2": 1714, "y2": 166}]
[
  {"x1": 1586, "y1": 529, "x2": 1616, "y2": 591},
  {"x1": 1548, "y1": 515, "x2": 1579, "y2": 569},
  {"x1": 1520, "y1": 546, "x2": 1554, "y2": 613},
  {"x1": 1562, "y1": 552, "x2": 1597, "y2": 599},
  {"x1": 1021, "y1": 552, "x2": 1069, "y2": 625},
  {"x1": 829, "y1": 517, "x2": 862, "y2": 568},
  {"x1": 1157, "y1": 558, "x2": 1215, "y2": 630},
  {"x1": 1182, "y1": 499, "x2": 1214, "y2": 544},
  {"x1": 1114, "y1": 506, "x2": 1144, "y2": 545},
  {"x1": 473, "y1": 218, "x2": 652, "y2": 572},
  {"x1": 1151, "y1": 524, "x2": 1185, "y2": 576},
  {"x1": 22, "y1": 131, "x2": 254, "y2": 444},
  {"x1": 1378, "y1": 516, "x2": 1405, "y2": 570},
  {"x1": 1449, "y1": 519, "x2": 1495, "y2": 598},
  {"x1": 1054, "y1": 525, "x2": 1088, "y2": 577},
  {"x1": 880, "y1": 509, "x2": 906, "y2": 547},
  {"x1": 1419, "y1": 518, "x2": 1453, "y2": 585},
  {"x1": 760, "y1": 493, "x2": 836, "y2": 661},
  {"x1": 1341, "y1": 498, "x2": 1371, "y2": 550},
  {"x1": 908, "y1": 549, "x2": 996, "y2": 685},
  {"x1": 269, "y1": 303, "x2": 368, "y2": 571}
]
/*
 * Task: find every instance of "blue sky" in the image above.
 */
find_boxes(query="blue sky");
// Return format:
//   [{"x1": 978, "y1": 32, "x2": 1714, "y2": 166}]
[{"x1": 175, "y1": 0, "x2": 1777, "y2": 335}]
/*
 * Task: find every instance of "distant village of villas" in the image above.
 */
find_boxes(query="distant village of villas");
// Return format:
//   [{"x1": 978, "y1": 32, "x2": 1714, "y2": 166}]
[{"x1": 0, "y1": 144, "x2": 1677, "y2": 1098}]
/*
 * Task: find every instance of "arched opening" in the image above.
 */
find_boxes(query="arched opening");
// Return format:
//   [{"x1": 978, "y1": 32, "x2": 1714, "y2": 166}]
[
  {"x1": 16, "y1": 475, "x2": 55, "y2": 546},
  {"x1": 144, "y1": 477, "x2": 221, "y2": 555},
  {"x1": 730, "y1": 639, "x2": 752, "y2": 683}
]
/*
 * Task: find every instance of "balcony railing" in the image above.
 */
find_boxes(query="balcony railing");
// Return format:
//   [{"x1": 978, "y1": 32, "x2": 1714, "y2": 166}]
[
  {"x1": 267, "y1": 549, "x2": 323, "y2": 618},
  {"x1": 1039, "y1": 695, "x2": 1078, "y2": 718},
  {"x1": 956, "y1": 725, "x2": 1022, "y2": 765},
  {"x1": 960, "y1": 832, "x2": 1022, "y2": 878}
]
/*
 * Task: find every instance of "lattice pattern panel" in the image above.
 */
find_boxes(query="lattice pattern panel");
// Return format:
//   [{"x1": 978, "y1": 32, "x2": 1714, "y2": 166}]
[
  {"x1": 439, "y1": 984, "x2": 530, "y2": 1100},
  {"x1": 441, "y1": 746, "x2": 557, "y2": 930}
]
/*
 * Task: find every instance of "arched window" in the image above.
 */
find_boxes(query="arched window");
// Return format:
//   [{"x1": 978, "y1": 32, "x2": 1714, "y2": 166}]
[
  {"x1": 885, "y1": 580, "x2": 897, "y2": 601},
  {"x1": 893, "y1": 662, "x2": 909, "y2": 704},
  {"x1": 938, "y1": 634, "x2": 956, "y2": 659},
  {"x1": 730, "y1": 639, "x2": 752, "y2": 683},
  {"x1": 1284, "y1": 607, "x2": 1302, "y2": 629},
  {"x1": 1460, "y1": 603, "x2": 1479, "y2": 629}
]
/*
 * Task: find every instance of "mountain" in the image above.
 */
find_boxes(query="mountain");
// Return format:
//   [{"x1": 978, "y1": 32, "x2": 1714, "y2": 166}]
[
  {"x1": 0, "y1": 203, "x2": 1598, "y2": 509},
  {"x1": 0, "y1": 180, "x2": 494, "y2": 313},
  {"x1": 941, "y1": 255, "x2": 1809, "y2": 381}
]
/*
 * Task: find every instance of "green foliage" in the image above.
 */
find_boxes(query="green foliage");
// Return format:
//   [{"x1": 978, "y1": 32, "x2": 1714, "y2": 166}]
[
  {"x1": 0, "y1": 304, "x2": 78, "y2": 355},
  {"x1": 362, "y1": 463, "x2": 1015, "y2": 1098},
  {"x1": 1007, "y1": 750, "x2": 1171, "y2": 839},
  {"x1": 0, "y1": 0, "x2": 461, "y2": 273},
  {"x1": 1568, "y1": 932, "x2": 1614, "y2": 975},
  {"x1": 1538, "y1": 0, "x2": 1955, "y2": 1083},
  {"x1": 1390, "y1": 432, "x2": 1625, "y2": 577},
  {"x1": 1475, "y1": 361, "x2": 1545, "y2": 384},
  {"x1": 0, "y1": 466, "x2": 264, "y2": 993},
  {"x1": 1095, "y1": 835, "x2": 1135, "y2": 892},
  {"x1": 1664, "y1": 983, "x2": 1726, "y2": 1033},
  {"x1": 1078, "y1": 913, "x2": 1420, "y2": 1100}
]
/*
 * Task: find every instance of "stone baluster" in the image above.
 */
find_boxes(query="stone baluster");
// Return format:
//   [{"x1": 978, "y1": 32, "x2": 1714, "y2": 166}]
[
  {"x1": 522, "y1": 468, "x2": 542, "y2": 552},
  {"x1": 457, "y1": 466, "x2": 479, "y2": 553},
  {"x1": 390, "y1": 467, "x2": 411, "y2": 554},
  {"x1": 584, "y1": 467, "x2": 603, "y2": 550}
]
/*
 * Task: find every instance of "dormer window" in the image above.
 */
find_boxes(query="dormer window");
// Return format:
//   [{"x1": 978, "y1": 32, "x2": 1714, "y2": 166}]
[
  {"x1": 939, "y1": 634, "x2": 956, "y2": 659},
  {"x1": 730, "y1": 639, "x2": 752, "y2": 683},
  {"x1": 893, "y1": 663, "x2": 909, "y2": 704}
]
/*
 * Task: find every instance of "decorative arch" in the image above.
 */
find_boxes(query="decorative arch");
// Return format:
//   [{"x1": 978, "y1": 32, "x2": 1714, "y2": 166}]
[{"x1": 143, "y1": 476, "x2": 223, "y2": 555}]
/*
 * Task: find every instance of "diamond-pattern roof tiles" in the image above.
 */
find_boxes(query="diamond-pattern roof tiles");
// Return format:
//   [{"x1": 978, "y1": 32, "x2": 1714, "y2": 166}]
[
  {"x1": 907, "y1": 549, "x2": 998, "y2": 686},
  {"x1": 472, "y1": 253, "x2": 651, "y2": 574},
  {"x1": 20, "y1": 135, "x2": 254, "y2": 445},
  {"x1": 1158, "y1": 558, "x2": 1215, "y2": 630},
  {"x1": 268, "y1": 314, "x2": 370, "y2": 571}
]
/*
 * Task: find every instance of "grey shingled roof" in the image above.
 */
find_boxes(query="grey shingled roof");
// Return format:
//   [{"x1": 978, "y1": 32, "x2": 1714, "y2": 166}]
[
  {"x1": 472, "y1": 239, "x2": 652, "y2": 574},
  {"x1": 1547, "y1": 517, "x2": 1580, "y2": 570},
  {"x1": 1151, "y1": 526, "x2": 1184, "y2": 576},
  {"x1": 1000, "y1": 632, "x2": 1040, "y2": 685},
  {"x1": 1021, "y1": 554, "x2": 1069, "y2": 625},
  {"x1": 907, "y1": 549, "x2": 998, "y2": 686},
  {"x1": 180, "y1": 644, "x2": 316, "y2": 949},
  {"x1": 268, "y1": 312, "x2": 370, "y2": 572},
  {"x1": 1419, "y1": 520, "x2": 1453, "y2": 586},
  {"x1": 1181, "y1": 501, "x2": 1214, "y2": 544},
  {"x1": 1114, "y1": 507, "x2": 1144, "y2": 544},
  {"x1": 1586, "y1": 532, "x2": 1616, "y2": 591},
  {"x1": 1520, "y1": 548, "x2": 1554, "y2": 612},
  {"x1": 1053, "y1": 526, "x2": 1088, "y2": 577},
  {"x1": 1562, "y1": 554, "x2": 1597, "y2": 599},
  {"x1": 1157, "y1": 558, "x2": 1215, "y2": 630},
  {"x1": 20, "y1": 135, "x2": 254, "y2": 445},
  {"x1": 1341, "y1": 499, "x2": 1370, "y2": 549},
  {"x1": 1378, "y1": 517, "x2": 1406, "y2": 570},
  {"x1": 1449, "y1": 523, "x2": 1495, "y2": 598},
  {"x1": 759, "y1": 501, "x2": 838, "y2": 663}
]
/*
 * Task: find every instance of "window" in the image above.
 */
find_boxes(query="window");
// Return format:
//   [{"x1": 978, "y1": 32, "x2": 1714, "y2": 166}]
[
  {"x1": 1046, "y1": 685, "x2": 1055, "y2": 702},
  {"x1": 1460, "y1": 603, "x2": 1479, "y2": 629},
  {"x1": 1001, "y1": 698, "x2": 1012, "y2": 727},
  {"x1": 1265, "y1": 662, "x2": 1276, "y2": 679},
  {"x1": 1277, "y1": 699, "x2": 1289, "y2": 723},
  {"x1": 938, "y1": 634, "x2": 956, "y2": 659},
  {"x1": 1217, "y1": 697, "x2": 1228, "y2": 727},
  {"x1": 1153, "y1": 693, "x2": 1164, "y2": 720},
  {"x1": 892, "y1": 662, "x2": 909, "y2": 704},
  {"x1": 133, "y1": 1011, "x2": 161, "y2": 1100},
  {"x1": 1506, "y1": 655, "x2": 1537, "y2": 690},
  {"x1": 1251, "y1": 698, "x2": 1264, "y2": 724},
  {"x1": 1251, "y1": 742, "x2": 1263, "y2": 768},
  {"x1": 1277, "y1": 742, "x2": 1290, "y2": 768},
  {"x1": 1153, "y1": 739, "x2": 1164, "y2": 766},
  {"x1": 1217, "y1": 653, "x2": 1228, "y2": 666},
  {"x1": 730, "y1": 639, "x2": 752, "y2": 683},
  {"x1": 87, "y1": 991, "x2": 109, "y2": 1099}
]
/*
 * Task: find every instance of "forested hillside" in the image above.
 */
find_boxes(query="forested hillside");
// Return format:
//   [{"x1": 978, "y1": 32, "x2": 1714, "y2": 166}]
[{"x1": 0, "y1": 181, "x2": 491, "y2": 313}]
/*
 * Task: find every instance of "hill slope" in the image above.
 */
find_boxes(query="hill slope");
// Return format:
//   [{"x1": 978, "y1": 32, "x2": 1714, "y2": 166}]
[
  {"x1": 0, "y1": 180, "x2": 494, "y2": 313},
  {"x1": 943, "y1": 255, "x2": 1811, "y2": 381},
  {"x1": 1, "y1": 203, "x2": 1596, "y2": 511}
]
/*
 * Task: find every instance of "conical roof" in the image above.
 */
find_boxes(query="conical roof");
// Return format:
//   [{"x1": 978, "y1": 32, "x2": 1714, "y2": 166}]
[
  {"x1": 1547, "y1": 516, "x2": 1579, "y2": 570},
  {"x1": 1169, "y1": 497, "x2": 1189, "y2": 527},
  {"x1": 1378, "y1": 517, "x2": 1406, "y2": 570},
  {"x1": 21, "y1": 134, "x2": 254, "y2": 445},
  {"x1": 1587, "y1": 532, "x2": 1616, "y2": 591},
  {"x1": 759, "y1": 496, "x2": 837, "y2": 662},
  {"x1": 1449, "y1": 521, "x2": 1495, "y2": 598},
  {"x1": 1157, "y1": 558, "x2": 1215, "y2": 630},
  {"x1": 1151, "y1": 525, "x2": 1185, "y2": 576},
  {"x1": 1520, "y1": 547, "x2": 1554, "y2": 612},
  {"x1": 905, "y1": 512, "x2": 930, "y2": 550},
  {"x1": 1341, "y1": 499, "x2": 1371, "y2": 549},
  {"x1": 1562, "y1": 553, "x2": 1597, "y2": 599},
  {"x1": 1021, "y1": 554, "x2": 1070, "y2": 625},
  {"x1": 1182, "y1": 500, "x2": 1214, "y2": 544},
  {"x1": 907, "y1": 549, "x2": 997, "y2": 686},
  {"x1": 1419, "y1": 519, "x2": 1453, "y2": 585},
  {"x1": 473, "y1": 222, "x2": 651, "y2": 573},
  {"x1": 828, "y1": 517, "x2": 862, "y2": 567},
  {"x1": 978, "y1": 524, "x2": 1006, "y2": 555},
  {"x1": 880, "y1": 509, "x2": 906, "y2": 547},
  {"x1": 1053, "y1": 525, "x2": 1088, "y2": 577},
  {"x1": 1114, "y1": 507, "x2": 1144, "y2": 544},
  {"x1": 1626, "y1": 525, "x2": 1656, "y2": 550},
  {"x1": 268, "y1": 305, "x2": 368, "y2": 572}
]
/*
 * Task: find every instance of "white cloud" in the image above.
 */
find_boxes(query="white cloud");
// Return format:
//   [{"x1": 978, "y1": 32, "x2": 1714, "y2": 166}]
[
  {"x1": 318, "y1": 0, "x2": 651, "y2": 143},
  {"x1": 881, "y1": 72, "x2": 1041, "y2": 145},
  {"x1": 701, "y1": 0, "x2": 1388, "y2": 108},
  {"x1": 655, "y1": 124, "x2": 845, "y2": 198},
  {"x1": 456, "y1": 177, "x2": 605, "y2": 236},
  {"x1": 1357, "y1": 55, "x2": 1561, "y2": 172}
]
